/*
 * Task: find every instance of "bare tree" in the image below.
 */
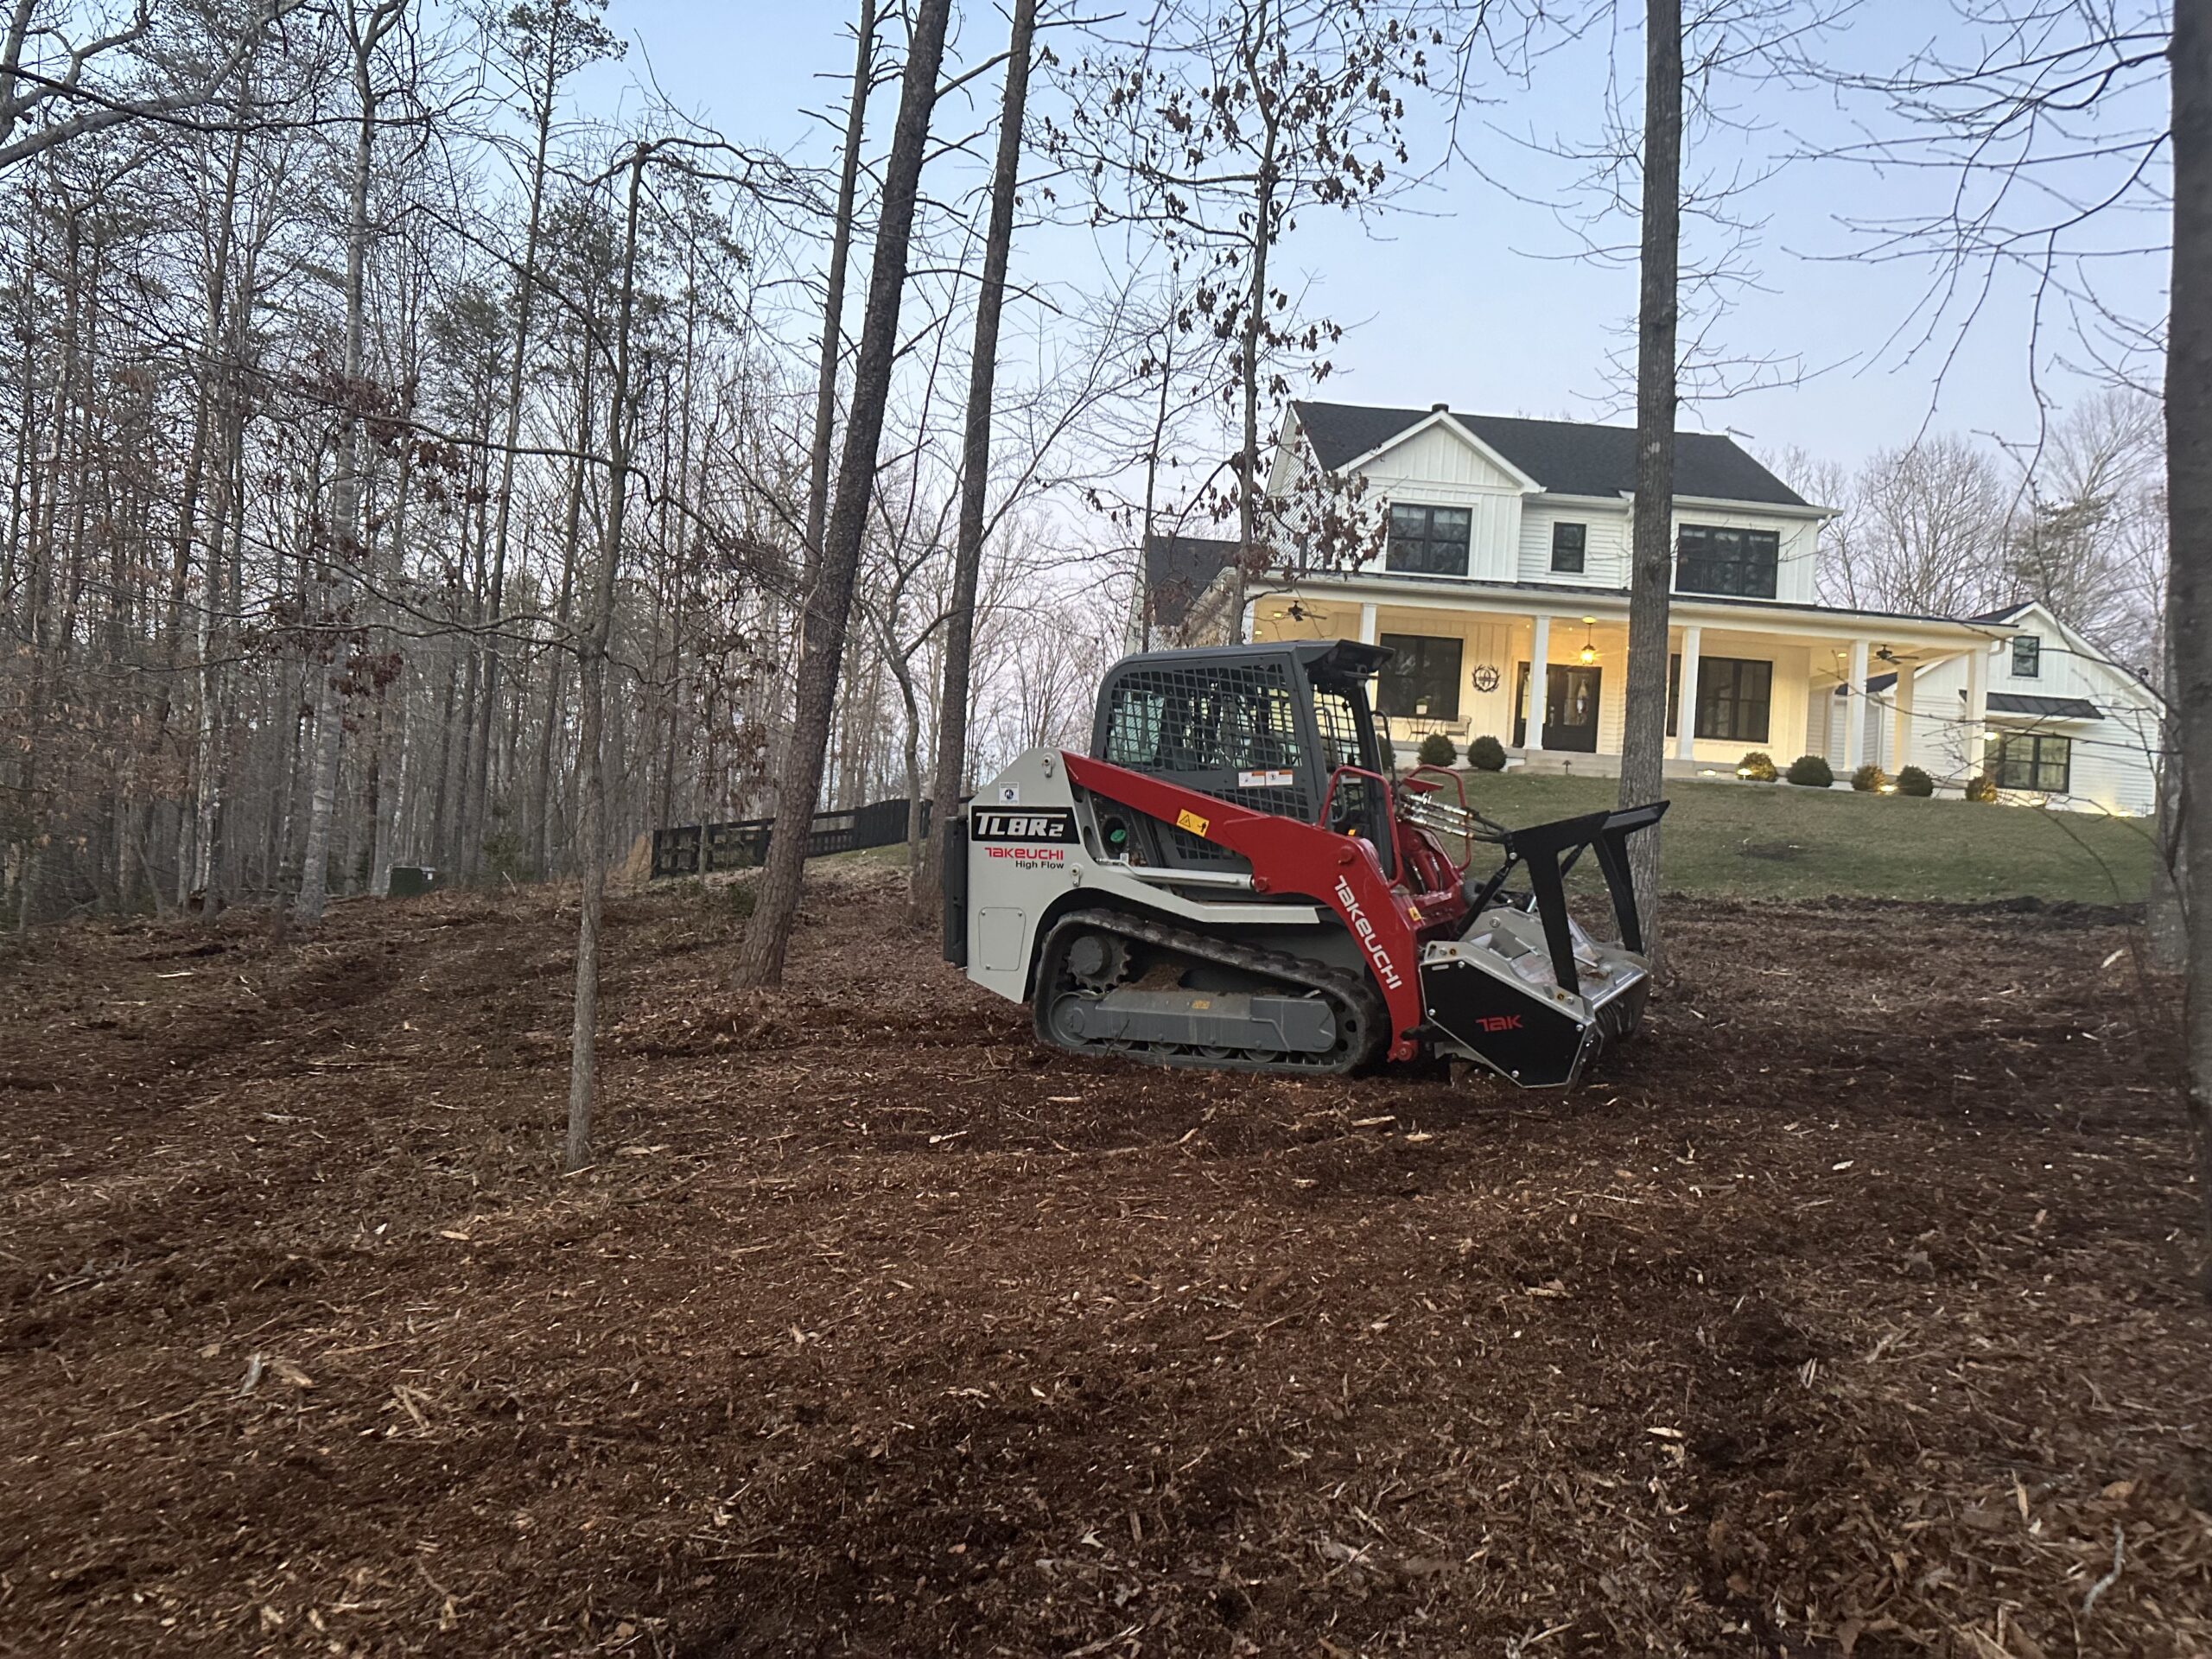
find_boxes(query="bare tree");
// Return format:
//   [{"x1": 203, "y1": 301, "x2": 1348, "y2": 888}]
[
  {"x1": 0, "y1": 0, "x2": 308, "y2": 169},
  {"x1": 736, "y1": 0, "x2": 953, "y2": 988},
  {"x1": 1618, "y1": 0, "x2": 1681, "y2": 950},
  {"x1": 803, "y1": 0, "x2": 884, "y2": 564},
  {"x1": 923, "y1": 0, "x2": 1037, "y2": 916},
  {"x1": 567, "y1": 137, "x2": 646, "y2": 1173},
  {"x1": 296, "y1": 0, "x2": 410, "y2": 927},
  {"x1": 2169, "y1": 0, "x2": 2211, "y2": 1278},
  {"x1": 461, "y1": 0, "x2": 620, "y2": 884},
  {"x1": 1847, "y1": 434, "x2": 2014, "y2": 616},
  {"x1": 1052, "y1": 0, "x2": 1449, "y2": 638}
]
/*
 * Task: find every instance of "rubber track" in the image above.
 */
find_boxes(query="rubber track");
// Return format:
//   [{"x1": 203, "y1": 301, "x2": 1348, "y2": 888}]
[{"x1": 1033, "y1": 907, "x2": 1390, "y2": 1077}]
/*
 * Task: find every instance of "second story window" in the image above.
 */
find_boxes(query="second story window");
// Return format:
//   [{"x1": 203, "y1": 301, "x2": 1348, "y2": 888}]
[
  {"x1": 1676, "y1": 524, "x2": 1781, "y2": 599},
  {"x1": 1387, "y1": 503, "x2": 1471, "y2": 576},
  {"x1": 2012, "y1": 635, "x2": 2042, "y2": 678},
  {"x1": 1550, "y1": 522, "x2": 1586, "y2": 574}
]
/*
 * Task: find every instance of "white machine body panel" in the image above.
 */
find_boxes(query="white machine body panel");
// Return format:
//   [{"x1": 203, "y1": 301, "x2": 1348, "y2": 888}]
[{"x1": 962, "y1": 748, "x2": 1320, "y2": 1005}]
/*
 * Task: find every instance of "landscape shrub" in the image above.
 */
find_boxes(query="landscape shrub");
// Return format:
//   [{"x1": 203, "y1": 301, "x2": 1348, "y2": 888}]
[
  {"x1": 1467, "y1": 734, "x2": 1508, "y2": 772},
  {"x1": 1785, "y1": 754, "x2": 1835, "y2": 788},
  {"x1": 1965, "y1": 772, "x2": 1999, "y2": 803},
  {"x1": 1895, "y1": 765, "x2": 1934, "y2": 798},
  {"x1": 1851, "y1": 763, "x2": 1886, "y2": 793},
  {"x1": 1737, "y1": 751, "x2": 1778, "y2": 781},
  {"x1": 1416, "y1": 732, "x2": 1459, "y2": 768}
]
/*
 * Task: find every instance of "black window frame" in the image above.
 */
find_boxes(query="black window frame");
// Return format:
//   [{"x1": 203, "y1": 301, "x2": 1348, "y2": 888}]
[
  {"x1": 2011, "y1": 634, "x2": 2042, "y2": 678},
  {"x1": 1385, "y1": 502, "x2": 1472, "y2": 577},
  {"x1": 1550, "y1": 520, "x2": 1587, "y2": 574},
  {"x1": 1675, "y1": 524, "x2": 1782, "y2": 600},
  {"x1": 1376, "y1": 632, "x2": 1464, "y2": 721},
  {"x1": 1993, "y1": 730, "x2": 2071, "y2": 793},
  {"x1": 1666, "y1": 653, "x2": 1771, "y2": 743}
]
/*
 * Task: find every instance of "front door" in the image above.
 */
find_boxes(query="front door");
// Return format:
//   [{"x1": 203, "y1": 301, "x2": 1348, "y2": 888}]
[{"x1": 1512, "y1": 664, "x2": 1603, "y2": 753}]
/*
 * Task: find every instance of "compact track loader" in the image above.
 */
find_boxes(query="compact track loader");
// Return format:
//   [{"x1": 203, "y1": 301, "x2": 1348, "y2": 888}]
[{"x1": 944, "y1": 639, "x2": 1668, "y2": 1087}]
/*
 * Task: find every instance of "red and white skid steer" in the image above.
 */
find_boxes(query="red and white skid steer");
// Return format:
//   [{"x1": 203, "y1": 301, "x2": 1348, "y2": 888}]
[{"x1": 943, "y1": 639, "x2": 1668, "y2": 1087}]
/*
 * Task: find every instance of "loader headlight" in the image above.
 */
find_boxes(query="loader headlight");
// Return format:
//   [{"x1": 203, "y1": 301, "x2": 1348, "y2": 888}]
[{"x1": 1103, "y1": 817, "x2": 1130, "y2": 854}]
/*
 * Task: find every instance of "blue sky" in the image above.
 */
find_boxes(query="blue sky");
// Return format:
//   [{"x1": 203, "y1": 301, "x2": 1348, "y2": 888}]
[{"x1": 572, "y1": 0, "x2": 2170, "y2": 478}]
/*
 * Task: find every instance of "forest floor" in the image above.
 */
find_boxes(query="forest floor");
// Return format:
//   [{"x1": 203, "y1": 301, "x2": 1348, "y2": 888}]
[{"x1": 4, "y1": 871, "x2": 2209, "y2": 1658}]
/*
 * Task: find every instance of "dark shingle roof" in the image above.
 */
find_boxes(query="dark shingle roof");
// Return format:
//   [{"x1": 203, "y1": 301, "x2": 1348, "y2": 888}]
[
  {"x1": 1142, "y1": 534, "x2": 1239, "y2": 627},
  {"x1": 1989, "y1": 691, "x2": 2102, "y2": 721},
  {"x1": 1291, "y1": 401, "x2": 1810, "y2": 508}
]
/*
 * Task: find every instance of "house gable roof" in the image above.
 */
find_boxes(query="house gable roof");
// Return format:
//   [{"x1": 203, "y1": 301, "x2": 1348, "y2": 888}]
[
  {"x1": 1965, "y1": 598, "x2": 2164, "y2": 707},
  {"x1": 1291, "y1": 401, "x2": 1810, "y2": 507}
]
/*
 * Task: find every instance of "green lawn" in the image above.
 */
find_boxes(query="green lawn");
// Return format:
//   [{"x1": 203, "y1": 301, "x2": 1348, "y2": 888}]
[
  {"x1": 804, "y1": 773, "x2": 2152, "y2": 906},
  {"x1": 1448, "y1": 772, "x2": 2156, "y2": 906}
]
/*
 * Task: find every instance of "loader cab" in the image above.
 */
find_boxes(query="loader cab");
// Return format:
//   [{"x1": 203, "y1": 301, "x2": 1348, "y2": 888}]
[{"x1": 1089, "y1": 639, "x2": 1396, "y2": 871}]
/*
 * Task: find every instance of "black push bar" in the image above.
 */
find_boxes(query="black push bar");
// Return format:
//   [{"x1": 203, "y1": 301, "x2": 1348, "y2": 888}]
[{"x1": 1460, "y1": 802, "x2": 1671, "y2": 991}]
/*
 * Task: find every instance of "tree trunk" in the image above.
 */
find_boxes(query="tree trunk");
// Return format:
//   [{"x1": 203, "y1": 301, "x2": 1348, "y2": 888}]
[
  {"x1": 536, "y1": 336, "x2": 594, "y2": 878},
  {"x1": 569, "y1": 143, "x2": 645, "y2": 1173},
  {"x1": 1223, "y1": 93, "x2": 1281, "y2": 647},
  {"x1": 736, "y1": 0, "x2": 951, "y2": 988},
  {"x1": 466, "y1": 28, "x2": 561, "y2": 883},
  {"x1": 296, "y1": 2, "x2": 404, "y2": 925},
  {"x1": 1618, "y1": 0, "x2": 1682, "y2": 960},
  {"x1": 920, "y1": 0, "x2": 1036, "y2": 916},
  {"x1": 804, "y1": 0, "x2": 879, "y2": 563},
  {"x1": 2165, "y1": 0, "x2": 2212, "y2": 1287},
  {"x1": 2152, "y1": 625, "x2": 2187, "y2": 969}
]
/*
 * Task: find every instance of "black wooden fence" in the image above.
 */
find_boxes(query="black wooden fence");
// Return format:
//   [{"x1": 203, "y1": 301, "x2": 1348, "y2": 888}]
[{"x1": 651, "y1": 797, "x2": 931, "y2": 880}]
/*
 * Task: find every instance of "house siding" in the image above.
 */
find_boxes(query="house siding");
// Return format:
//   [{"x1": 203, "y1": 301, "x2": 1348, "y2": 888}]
[
  {"x1": 1516, "y1": 501, "x2": 1630, "y2": 588},
  {"x1": 1353, "y1": 423, "x2": 1525, "y2": 582},
  {"x1": 1820, "y1": 611, "x2": 2161, "y2": 814}
]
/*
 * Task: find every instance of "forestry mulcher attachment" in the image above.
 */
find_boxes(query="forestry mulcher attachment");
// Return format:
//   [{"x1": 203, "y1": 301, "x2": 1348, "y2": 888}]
[{"x1": 944, "y1": 639, "x2": 1668, "y2": 1087}]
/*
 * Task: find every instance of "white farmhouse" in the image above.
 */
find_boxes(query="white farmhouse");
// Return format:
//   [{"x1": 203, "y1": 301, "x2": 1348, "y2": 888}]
[
  {"x1": 1828, "y1": 600, "x2": 2164, "y2": 816},
  {"x1": 1136, "y1": 400, "x2": 2156, "y2": 810}
]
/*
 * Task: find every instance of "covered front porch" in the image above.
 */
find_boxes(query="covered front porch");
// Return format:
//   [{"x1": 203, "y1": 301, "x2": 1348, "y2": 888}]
[{"x1": 1247, "y1": 583, "x2": 1996, "y2": 785}]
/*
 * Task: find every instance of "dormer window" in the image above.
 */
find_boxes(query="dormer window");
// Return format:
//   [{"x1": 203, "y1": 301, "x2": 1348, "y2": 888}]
[
  {"x1": 1551, "y1": 522, "x2": 1587, "y2": 574},
  {"x1": 1386, "y1": 503, "x2": 1471, "y2": 576},
  {"x1": 2012, "y1": 635, "x2": 2041, "y2": 678}
]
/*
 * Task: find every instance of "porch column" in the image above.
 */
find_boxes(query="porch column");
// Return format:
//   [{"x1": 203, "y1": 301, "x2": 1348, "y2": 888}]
[
  {"x1": 1357, "y1": 601, "x2": 1377, "y2": 645},
  {"x1": 1527, "y1": 613, "x2": 1551, "y2": 751},
  {"x1": 1675, "y1": 625, "x2": 1701, "y2": 761},
  {"x1": 1891, "y1": 657, "x2": 1915, "y2": 772},
  {"x1": 1843, "y1": 639, "x2": 1870, "y2": 774},
  {"x1": 1963, "y1": 639, "x2": 1990, "y2": 785}
]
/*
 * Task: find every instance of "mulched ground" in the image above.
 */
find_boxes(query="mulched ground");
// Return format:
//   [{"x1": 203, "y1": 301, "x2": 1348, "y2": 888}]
[{"x1": 3, "y1": 870, "x2": 2209, "y2": 1657}]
